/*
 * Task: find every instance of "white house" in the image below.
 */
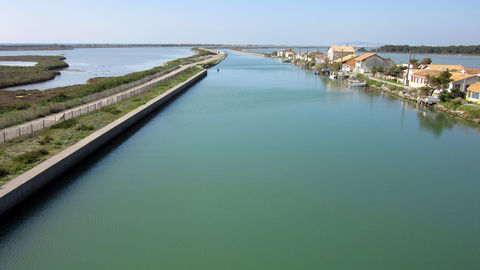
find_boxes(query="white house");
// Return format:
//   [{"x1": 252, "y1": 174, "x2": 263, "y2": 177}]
[
  {"x1": 315, "y1": 55, "x2": 327, "y2": 64},
  {"x1": 408, "y1": 69, "x2": 440, "y2": 88},
  {"x1": 408, "y1": 69, "x2": 480, "y2": 92},
  {"x1": 327, "y1": 45, "x2": 355, "y2": 61},
  {"x1": 354, "y1": 53, "x2": 393, "y2": 74}
]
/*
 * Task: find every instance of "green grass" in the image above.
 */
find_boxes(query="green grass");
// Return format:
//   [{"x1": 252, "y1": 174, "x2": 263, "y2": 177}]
[
  {"x1": 458, "y1": 104, "x2": 480, "y2": 118},
  {"x1": 0, "y1": 66, "x2": 203, "y2": 186},
  {"x1": 51, "y1": 118, "x2": 78, "y2": 129}
]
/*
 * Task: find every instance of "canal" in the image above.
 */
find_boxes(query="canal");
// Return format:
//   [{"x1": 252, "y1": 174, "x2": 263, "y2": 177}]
[{"x1": 0, "y1": 51, "x2": 479, "y2": 269}]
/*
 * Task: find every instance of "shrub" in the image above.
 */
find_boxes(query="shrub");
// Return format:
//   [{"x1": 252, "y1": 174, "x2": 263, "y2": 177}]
[
  {"x1": 38, "y1": 135, "x2": 53, "y2": 145},
  {"x1": 0, "y1": 167, "x2": 9, "y2": 178},
  {"x1": 13, "y1": 148, "x2": 49, "y2": 164},
  {"x1": 102, "y1": 106, "x2": 122, "y2": 115},
  {"x1": 51, "y1": 118, "x2": 77, "y2": 129},
  {"x1": 77, "y1": 124, "x2": 95, "y2": 131},
  {"x1": 451, "y1": 97, "x2": 463, "y2": 106}
]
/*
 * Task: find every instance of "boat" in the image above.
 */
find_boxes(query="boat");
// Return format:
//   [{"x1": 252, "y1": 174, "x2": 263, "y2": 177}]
[
  {"x1": 329, "y1": 74, "x2": 337, "y2": 79},
  {"x1": 348, "y1": 80, "x2": 367, "y2": 87}
]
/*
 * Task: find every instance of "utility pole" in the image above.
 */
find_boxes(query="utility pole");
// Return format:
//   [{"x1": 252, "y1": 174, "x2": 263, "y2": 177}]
[{"x1": 405, "y1": 51, "x2": 412, "y2": 85}]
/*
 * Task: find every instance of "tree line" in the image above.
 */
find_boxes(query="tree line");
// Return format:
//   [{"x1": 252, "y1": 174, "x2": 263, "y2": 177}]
[{"x1": 370, "y1": 45, "x2": 480, "y2": 55}]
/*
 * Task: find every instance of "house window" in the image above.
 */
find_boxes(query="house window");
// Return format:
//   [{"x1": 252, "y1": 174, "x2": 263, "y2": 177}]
[{"x1": 473, "y1": 92, "x2": 480, "y2": 99}]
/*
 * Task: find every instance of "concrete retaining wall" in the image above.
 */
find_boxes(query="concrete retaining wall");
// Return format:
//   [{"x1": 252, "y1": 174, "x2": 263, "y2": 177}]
[{"x1": 0, "y1": 69, "x2": 207, "y2": 217}]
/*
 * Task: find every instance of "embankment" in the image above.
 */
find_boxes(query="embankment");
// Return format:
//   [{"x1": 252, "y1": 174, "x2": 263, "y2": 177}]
[{"x1": 0, "y1": 68, "x2": 208, "y2": 216}]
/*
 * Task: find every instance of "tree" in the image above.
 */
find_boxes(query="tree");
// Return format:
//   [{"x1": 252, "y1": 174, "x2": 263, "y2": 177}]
[
  {"x1": 372, "y1": 66, "x2": 378, "y2": 76},
  {"x1": 420, "y1": 57, "x2": 432, "y2": 65},
  {"x1": 426, "y1": 70, "x2": 459, "y2": 101},
  {"x1": 409, "y1": 58, "x2": 419, "y2": 68},
  {"x1": 426, "y1": 70, "x2": 452, "y2": 91},
  {"x1": 385, "y1": 65, "x2": 407, "y2": 77}
]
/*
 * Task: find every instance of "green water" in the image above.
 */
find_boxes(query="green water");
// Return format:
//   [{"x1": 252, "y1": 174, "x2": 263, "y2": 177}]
[{"x1": 1, "y1": 51, "x2": 479, "y2": 269}]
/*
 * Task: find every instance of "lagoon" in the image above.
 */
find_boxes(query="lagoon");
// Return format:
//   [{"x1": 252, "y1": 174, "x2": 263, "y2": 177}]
[
  {"x1": 0, "y1": 51, "x2": 479, "y2": 269},
  {"x1": 0, "y1": 47, "x2": 194, "y2": 90},
  {"x1": 0, "y1": 61, "x2": 37, "y2": 67}
]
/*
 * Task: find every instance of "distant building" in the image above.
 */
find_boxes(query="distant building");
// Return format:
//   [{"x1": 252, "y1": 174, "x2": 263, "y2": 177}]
[
  {"x1": 466, "y1": 82, "x2": 480, "y2": 104},
  {"x1": 354, "y1": 53, "x2": 393, "y2": 74},
  {"x1": 342, "y1": 60, "x2": 356, "y2": 72},
  {"x1": 334, "y1": 54, "x2": 358, "y2": 64},
  {"x1": 284, "y1": 50, "x2": 295, "y2": 60},
  {"x1": 315, "y1": 55, "x2": 327, "y2": 64},
  {"x1": 327, "y1": 45, "x2": 355, "y2": 61},
  {"x1": 296, "y1": 52, "x2": 308, "y2": 61}
]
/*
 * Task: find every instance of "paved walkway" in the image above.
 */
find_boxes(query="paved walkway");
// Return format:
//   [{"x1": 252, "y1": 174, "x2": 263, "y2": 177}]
[{"x1": 366, "y1": 75, "x2": 412, "y2": 90}]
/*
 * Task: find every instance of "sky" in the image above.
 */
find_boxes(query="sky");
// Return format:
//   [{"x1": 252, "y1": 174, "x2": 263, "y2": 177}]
[{"x1": 1, "y1": 0, "x2": 479, "y2": 46}]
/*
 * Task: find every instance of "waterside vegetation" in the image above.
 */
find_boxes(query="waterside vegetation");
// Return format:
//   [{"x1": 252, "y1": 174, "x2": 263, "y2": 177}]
[{"x1": 0, "y1": 55, "x2": 69, "y2": 89}]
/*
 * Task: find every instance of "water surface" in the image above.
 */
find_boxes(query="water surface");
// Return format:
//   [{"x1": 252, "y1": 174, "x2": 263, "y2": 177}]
[
  {"x1": 0, "y1": 51, "x2": 479, "y2": 269},
  {"x1": 0, "y1": 61, "x2": 37, "y2": 67},
  {"x1": 0, "y1": 47, "x2": 194, "y2": 90}
]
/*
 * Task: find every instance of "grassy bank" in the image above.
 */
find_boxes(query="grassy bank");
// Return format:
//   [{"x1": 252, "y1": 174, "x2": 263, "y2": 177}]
[
  {"x1": 0, "y1": 55, "x2": 69, "y2": 89},
  {"x1": 0, "y1": 48, "x2": 214, "y2": 129},
  {"x1": 0, "y1": 66, "x2": 204, "y2": 186}
]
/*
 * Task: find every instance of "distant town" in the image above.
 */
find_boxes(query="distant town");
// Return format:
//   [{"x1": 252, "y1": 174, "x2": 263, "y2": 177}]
[{"x1": 268, "y1": 45, "x2": 480, "y2": 106}]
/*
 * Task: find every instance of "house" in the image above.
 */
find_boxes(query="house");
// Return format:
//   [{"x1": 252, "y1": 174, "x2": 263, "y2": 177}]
[
  {"x1": 315, "y1": 55, "x2": 327, "y2": 64},
  {"x1": 309, "y1": 51, "x2": 325, "y2": 58},
  {"x1": 466, "y1": 82, "x2": 480, "y2": 104},
  {"x1": 295, "y1": 52, "x2": 308, "y2": 61},
  {"x1": 408, "y1": 69, "x2": 440, "y2": 88},
  {"x1": 284, "y1": 50, "x2": 295, "y2": 60},
  {"x1": 327, "y1": 45, "x2": 355, "y2": 61},
  {"x1": 449, "y1": 73, "x2": 480, "y2": 92},
  {"x1": 408, "y1": 69, "x2": 480, "y2": 92},
  {"x1": 342, "y1": 60, "x2": 356, "y2": 72},
  {"x1": 465, "y1": 68, "x2": 480, "y2": 75},
  {"x1": 334, "y1": 54, "x2": 358, "y2": 64},
  {"x1": 354, "y1": 53, "x2": 393, "y2": 74}
]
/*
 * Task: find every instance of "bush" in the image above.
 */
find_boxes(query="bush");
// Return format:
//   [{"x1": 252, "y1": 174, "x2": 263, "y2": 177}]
[
  {"x1": 51, "y1": 118, "x2": 77, "y2": 129},
  {"x1": 13, "y1": 148, "x2": 49, "y2": 164},
  {"x1": 451, "y1": 97, "x2": 463, "y2": 106},
  {"x1": 38, "y1": 135, "x2": 53, "y2": 145},
  {"x1": 102, "y1": 106, "x2": 122, "y2": 115},
  {"x1": 0, "y1": 167, "x2": 9, "y2": 178},
  {"x1": 77, "y1": 124, "x2": 95, "y2": 131}
]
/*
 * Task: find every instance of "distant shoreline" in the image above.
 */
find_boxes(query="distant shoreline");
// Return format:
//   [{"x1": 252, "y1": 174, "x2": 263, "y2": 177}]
[{"x1": 0, "y1": 44, "x2": 325, "y2": 51}]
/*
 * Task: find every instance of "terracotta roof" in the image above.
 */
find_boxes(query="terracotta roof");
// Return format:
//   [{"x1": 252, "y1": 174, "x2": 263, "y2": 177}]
[
  {"x1": 314, "y1": 54, "x2": 326, "y2": 59},
  {"x1": 344, "y1": 60, "x2": 356, "y2": 68},
  {"x1": 467, "y1": 82, "x2": 480, "y2": 93},
  {"x1": 410, "y1": 69, "x2": 442, "y2": 77},
  {"x1": 328, "y1": 45, "x2": 355, "y2": 53},
  {"x1": 334, "y1": 54, "x2": 358, "y2": 63},
  {"x1": 355, "y1": 53, "x2": 379, "y2": 62},
  {"x1": 427, "y1": 64, "x2": 465, "y2": 71},
  {"x1": 464, "y1": 68, "x2": 480, "y2": 75},
  {"x1": 450, "y1": 72, "x2": 476, "y2": 82}
]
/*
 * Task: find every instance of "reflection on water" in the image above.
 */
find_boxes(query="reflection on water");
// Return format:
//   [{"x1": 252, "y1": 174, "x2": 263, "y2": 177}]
[{"x1": 417, "y1": 110, "x2": 455, "y2": 137}]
